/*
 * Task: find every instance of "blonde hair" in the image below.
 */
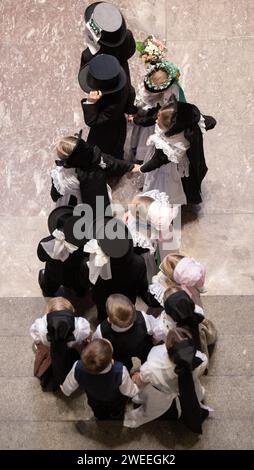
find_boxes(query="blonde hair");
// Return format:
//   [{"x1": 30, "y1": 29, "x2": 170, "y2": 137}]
[
  {"x1": 166, "y1": 327, "x2": 192, "y2": 354},
  {"x1": 163, "y1": 285, "x2": 183, "y2": 303},
  {"x1": 106, "y1": 294, "x2": 136, "y2": 328},
  {"x1": 160, "y1": 253, "x2": 185, "y2": 290},
  {"x1": 129, "y1": 195, "x2": 154, "y2": 224},
  {"x1": 151, "y1": 69, "x2": 169, "y2": 86},
  {"x1": 81, "y1": 339, "x2": 113, "y2": 374},
  {"x1": 56, "y1": 136, "x2": 78, "y2": 160},
  {"x1": 45, "y1": 297, "x2": 75, "y2": 315}
]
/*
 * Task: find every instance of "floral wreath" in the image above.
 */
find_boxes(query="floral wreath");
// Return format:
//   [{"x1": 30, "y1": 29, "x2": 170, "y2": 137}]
[
  {"x1": 136, "y1": 35, "x2": 167, "y2": 63},
  {"x1": 144, "y1": 60, "x2": 181, "y2": 93}
]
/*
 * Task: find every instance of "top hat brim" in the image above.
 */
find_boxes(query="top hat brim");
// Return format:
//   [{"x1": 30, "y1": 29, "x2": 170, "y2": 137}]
[
  {"x1": 78, "y1": 64, "x2": 126, "y2": 94},
  {"x1": 84, "y1": 2, "x2": 127, "y2": 47},
  {"x1": 48, "y1": 206, "x2": 74, "y2": 235}
]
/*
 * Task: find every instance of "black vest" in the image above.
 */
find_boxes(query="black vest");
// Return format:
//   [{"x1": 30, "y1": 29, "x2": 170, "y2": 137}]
[
  {"x1": 74, "y1": 360, "x2": 123, "y2": 402},
  {"x1": 100, "y1": 311, "x2": 153, "y2": 370}
]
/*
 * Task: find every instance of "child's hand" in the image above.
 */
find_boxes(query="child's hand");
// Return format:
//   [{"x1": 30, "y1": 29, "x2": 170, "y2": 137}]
[
  {"x1": 131, "y1": 164, "x2": 141, "y2": 174},
  {"x1": 132, "y1": 372, "x2": 143, "y2": 387},
  {"x1": 127, "y1": 114, "x2": 136, "y2": 123},
  {"x1": 88, "y1": 90, "x2": 102, "y2": 103},
  {"x1": 123, "y1": 211, "x2": 129, "y2": 224},
  {"x1": 59, "y1": 384, "x2": 64, "y2": 393}
]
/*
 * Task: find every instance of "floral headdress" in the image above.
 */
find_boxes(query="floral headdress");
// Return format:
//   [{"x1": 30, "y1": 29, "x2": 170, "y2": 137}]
[
  {"x1": 144, "y1": 60, "x2": 181, "y2": 93},
  {"x1": 136, "y1": 35, "x2": 167, "y2": 64}
]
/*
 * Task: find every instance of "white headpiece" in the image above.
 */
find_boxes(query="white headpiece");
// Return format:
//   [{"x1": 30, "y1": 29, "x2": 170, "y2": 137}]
[
  {"x1": 84, "y1": 239, "x2": 112, "y2": 285},
  {"x1": 41, "y1": 229, "x2": 79, "y2": 262},
  {"x1": 173, "y1": 257, "x2": 206, "y2": 287}
]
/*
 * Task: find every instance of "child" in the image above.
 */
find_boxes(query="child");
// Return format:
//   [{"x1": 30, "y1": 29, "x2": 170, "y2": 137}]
[
  {"x1": 139, "y1": 95, "x2": 216, "y2": 204},
  {"x1": 93, "y1": 294, "x2": 163, "y2": 371},
  {"x1": 149, "y1": 253, "x2": 206, "y2": 307},
  {"x1": 124, "y1": 327, "x2": 210, "y2": 433},
  {"x1": 83, "y1": 216, "x2": 159, "y2": 322},
  {"x1": 37, "y1": 206, "x2": 89, "y2": 297},
  {"x1": 162, "y1": 290, "x2": 217, "y2": 365},
  {"x1": 131, "y1": 58, "x2": 186, "y2": 162},
  {"x1": 30, "y1": 297, "x2": 91, "y2": 391},
  {"x1": 124, "y1": 189, "x2": 177, "y2": 282},
  {"x1": 79, "y1": 54, "x2": 136, "y2": 159},
  {"x1": 51, "y1": 130, "x2": 139, "y2": 215},
  {"x1": 61, "y1": 338, "x2": 138, "y2": 433}
]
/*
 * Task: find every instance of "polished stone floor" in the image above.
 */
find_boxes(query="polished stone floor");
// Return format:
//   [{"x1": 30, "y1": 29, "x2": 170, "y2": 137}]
[{"x1": 0, "y1": 0, "x2": 254, "y2": 450}]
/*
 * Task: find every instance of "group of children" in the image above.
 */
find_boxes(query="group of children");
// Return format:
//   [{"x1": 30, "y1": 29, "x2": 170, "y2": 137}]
[{"x1": 31, "y1": 2, "x2": 217, "y2": 436}]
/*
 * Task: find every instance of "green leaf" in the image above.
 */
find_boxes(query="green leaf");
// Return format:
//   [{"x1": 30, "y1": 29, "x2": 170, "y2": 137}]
[{"x1": 136, "y1": 41, "x2": 144, "y2": 53}]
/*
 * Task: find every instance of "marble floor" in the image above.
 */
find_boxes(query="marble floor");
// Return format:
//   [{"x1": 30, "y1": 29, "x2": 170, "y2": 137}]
[{"x1": 0, "y1": 0, "x2": 254, "y2": 450}]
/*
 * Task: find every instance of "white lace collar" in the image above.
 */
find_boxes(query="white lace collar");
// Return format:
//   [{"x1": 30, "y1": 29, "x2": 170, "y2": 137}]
[
  {"x1": 127, "y1": 213, "x2": 157, "y2": 253},
  {"x1": 51, "y1": 166, "x2": 80, "y2": 196},
  {"x1": 135, "y1": 84, "x2": 178, "y2": 110}
]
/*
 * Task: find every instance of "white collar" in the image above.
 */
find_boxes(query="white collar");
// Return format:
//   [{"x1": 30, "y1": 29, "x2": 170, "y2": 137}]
[
  {"x1": 98, "y1": 363, "x2": 113, "y2": 374},
  {"x1": 110, "y1": 322, "x2": 134, "y2": 333}
]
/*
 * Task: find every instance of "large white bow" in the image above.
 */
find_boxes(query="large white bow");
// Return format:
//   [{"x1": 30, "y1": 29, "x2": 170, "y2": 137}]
[
  {"x1": 41, "y1": 229, "x2": 79, "y2": 262},
  {"x1": 84, "y1": 239, "x2": 112, "y2": 285}
]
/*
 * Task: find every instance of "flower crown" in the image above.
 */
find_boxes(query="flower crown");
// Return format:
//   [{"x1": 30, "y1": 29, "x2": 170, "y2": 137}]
[
  {"x1": 136, "y1": 35, "x2": 167, "y2": 64},
  {"x1": 144, "y1": 60, "x2": 181, "y2": 92}
]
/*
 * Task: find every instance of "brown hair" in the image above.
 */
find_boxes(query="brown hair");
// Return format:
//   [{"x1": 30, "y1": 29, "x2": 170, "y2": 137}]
[
  {"x1": 157, "y1": 104, "x2": 176, "y2": 131},
  {"x1": 56, "y1": 136, "x2": 78, "y2": 160},
  {"x1": 106, "y1": 294, "x2": 136, "y2": 328},
  {"x1": 159, "y1": 253, "x2": 185, "y2": 290},
  {"x1": 45, "y1": 297, "x2": 75, "y2": 315},
  {"x1": 81, "y1": 339, "x2": 113, "y2": 374},
  {"x1": 166, "y1": 327, "x2": 192, "y2": 357},
  {"x1": 163, "y1": 284, "x2": 183, "y2": 302},
  {"x1": 150, "y1": 69, "x2": 169, "y2": 86}
]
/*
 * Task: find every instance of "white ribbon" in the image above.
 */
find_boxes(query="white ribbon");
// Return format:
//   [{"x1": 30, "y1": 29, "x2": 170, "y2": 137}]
[
  {"x1": 84, "y1": 20, "x2": 101, "y2": 55},
  {"x1": 41, "y1": 229, "x2": 79, "y2": 262},
  {"x1": 84, "y1": 239, "x2": 112, "y2": 285}
]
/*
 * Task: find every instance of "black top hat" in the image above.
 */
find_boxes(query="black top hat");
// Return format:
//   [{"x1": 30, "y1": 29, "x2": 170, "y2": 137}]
[
  {"x1": 56, "y1": 130, "x2": 95, "y2": 170},
  {"x1": 78, "y1": 54, "x2": 126, "y2": 94},
  {"x1": 85, "y1": 2, "x2": 127, "y2": 47},
  {"x1": 89, "y1": 216, "x2": 133, "y2": 258},
  {"x1": 48, "y1": 206, "x2": 87, "y2": 248}
]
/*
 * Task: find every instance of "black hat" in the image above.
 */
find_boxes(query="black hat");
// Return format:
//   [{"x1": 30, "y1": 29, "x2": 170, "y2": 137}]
[
  {"x1": 56, "y1": 130, "x2": 95, "y2": 170},
  {"x1": 78, "y1": 54, "x2": 126, "y2": 94},
  {"x1": 90, "y1": 216, "x2": 133, "y2": 258},
  {"x1": 48, "y1": 206, "x2": 87, "y2": 248},
  {"x1": 163, "y1": 95, "x2": 201, "y2": 136},
  {"x1": 164, "y1": 291, "x2": 203, "y2": 326},
  {"x1": 85, "y1": 2, "x2": 127, "y2": 47}
]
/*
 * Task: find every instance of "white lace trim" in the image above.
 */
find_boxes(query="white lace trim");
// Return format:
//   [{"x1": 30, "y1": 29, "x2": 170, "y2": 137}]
[
  {"x1": 148, "y1": 282, "x2": 165, "y2": 306},
  {"x1": 142, "y1": 190, "x2": 170, "y2": 205},
  {"x1": 51, "y1": 167, "x2": 80, "y2": 197},
  {"x1": 127, "y1": 215, "x2": 157, "y2": 253},
  {"x1": 135, "y1": 84, "x2": 180, "y2": 110}
]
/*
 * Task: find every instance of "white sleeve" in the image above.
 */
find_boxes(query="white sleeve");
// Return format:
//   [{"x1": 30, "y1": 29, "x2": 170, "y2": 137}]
[
  {"x1": 139, "y1": 361, "x2": 153, "y2": 384},
  {"x1": 92, "y1": 325, "x2": 102, "y2": 340},
  {"x1": 119, "y1": 366, "x2": 139, "y2": 398},
  {"x1": 74, "y1": 317, "x2": 91, "y2": 343},
  {"x1": 30, "y1": 315, "x2": 49, "y2": 346},
  {"x1": 194, "y1": 305, "x2": 205, "y2": 317},
  {"x1": 61, "y1": 361, "x2": 79, "y2": 396},
  {"x1": 141, "y1": 311, "x2": 165, "y2": 343}
]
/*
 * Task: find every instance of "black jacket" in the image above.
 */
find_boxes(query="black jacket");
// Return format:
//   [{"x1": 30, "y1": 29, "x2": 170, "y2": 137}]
[
  {"x1": 81, "y1": 82, "x2": 136, "y2": 157},
  {"x1": 90, "y1": 249, "x2": 158, "y2": 322}
]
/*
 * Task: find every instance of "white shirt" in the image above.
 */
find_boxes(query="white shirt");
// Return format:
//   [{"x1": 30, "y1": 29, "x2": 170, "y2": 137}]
[
  {"x1": 92, "y1": 311, "x2": 164, "y2": 344},
  {"x1": 30, "y1": 314, "x2": 91, "y2": 348},
  {"x1": 61, "y1": 361, "x2": 139, "y2": 398}
]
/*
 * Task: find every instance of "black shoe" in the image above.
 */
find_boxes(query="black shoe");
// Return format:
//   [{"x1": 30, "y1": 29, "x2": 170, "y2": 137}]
[
  {"x1": 75, "y1": 420, "x2": 90, "y2": 435},
  {"x1": 38, "y1": 269, "x2": 57, "y2": 297}
]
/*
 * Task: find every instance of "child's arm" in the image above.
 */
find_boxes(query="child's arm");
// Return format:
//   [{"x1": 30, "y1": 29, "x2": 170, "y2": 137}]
[
  {"x1": 50, "y1": 180, "x2": 62, "y2": 202},
  {"x1": 60, "y1": 362, "x2": 79, "y2": 397},
  {"x1": 92, "y1": 324, "x2": 103, "y2": 340},
  {"x1": 102, "y1": 153, "x2": 134, "y2": 177},
  {"x1": 140, "y1": 149, "x2": 168, "y2": 173},
  {"x1": 81, "y1": 91, "x2": 126, "y2": 128},
  {"x1": 119, "y1": 366, "x2": 139, "y2": 398}
]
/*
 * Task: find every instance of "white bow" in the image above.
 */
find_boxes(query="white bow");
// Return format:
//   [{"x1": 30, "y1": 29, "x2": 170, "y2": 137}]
[
  {"x1": 41, "y1": 229, "x2": 79, "y2": 262},
  {"x1": 84, "y1": 239, "x2": 112, "y2": 285}
]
